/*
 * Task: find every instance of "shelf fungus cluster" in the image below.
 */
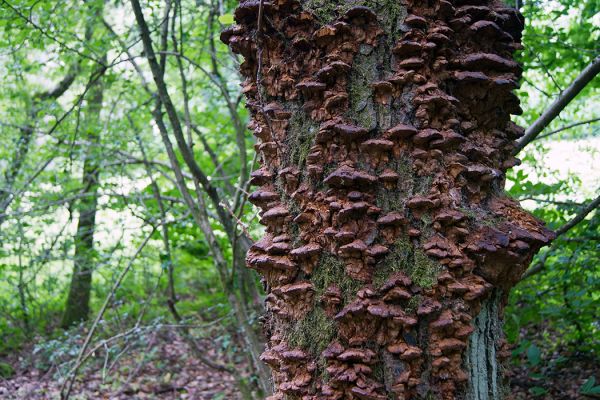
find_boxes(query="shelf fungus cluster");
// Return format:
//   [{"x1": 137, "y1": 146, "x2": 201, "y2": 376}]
[{"x1": 224, "y1": 0, "x2": 554, "y2": 398}]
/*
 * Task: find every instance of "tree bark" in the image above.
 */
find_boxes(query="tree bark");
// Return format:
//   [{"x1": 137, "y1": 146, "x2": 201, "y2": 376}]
[
  {"x1": 225, "y1": 0, "x2": 555, "y2": 399},
  {"x1": 61, "y1": 60, "x2": 105, "y2": 329}
]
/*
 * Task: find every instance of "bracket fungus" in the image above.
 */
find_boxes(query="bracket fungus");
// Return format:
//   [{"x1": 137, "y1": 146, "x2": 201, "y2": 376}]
[{"x1": 225, "y1": 0, "x2": 554, "y2": 397}]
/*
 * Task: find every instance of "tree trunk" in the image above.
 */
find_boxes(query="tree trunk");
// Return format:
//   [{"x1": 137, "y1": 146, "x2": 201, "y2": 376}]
[
  {"x1": 224, "y1": 1, "x2": 554, "y2": 399},
  {"x1": 61, "y1": 66, "x2": 104, "y2": 329},
  {"x1": 0, "y1": 65, "x2": 79, "y2": 228}
]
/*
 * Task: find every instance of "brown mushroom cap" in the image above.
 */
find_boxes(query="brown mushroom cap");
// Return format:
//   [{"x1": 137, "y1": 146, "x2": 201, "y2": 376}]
[
  {"x1": 249, "y1": 189, "x2": 279, "y2": 206},
  {"x1": 470, "y1": 20, "x2": 514, "y2": 41},
  {"x1": 290, "y1": 243, "x2": 322, "y2": 259},
  {"x1": 404, "y1": 14, "x2": 427, "y2": 28},
  {"x1": 234, "y1": 0, "x2": 273, "y2": 23},
  {"x1": 379, "y1": 169, "x2": 400, "y2": 183},
  {"x1": 344, "y1": 6, "x2": 377, "y2": 22},
  {"x1": 438, "y1": 338, "x2": 467, "y2": 353},
  {"x1": 360, "y1": 139, "x2": 394, "y2": 152},
  {"x1": 385, "y1": 123, "x2": 418, "y2": 139},
  {"x1": 413, "y1": 129, "x2": 443, "y2": 146},
  {"x1": 377, "y1": 212, "x2": 406, "y2": 226},
  {"x1": 406, "y1": 196, "x2": 436, "y2": 210},
  {"x1": 333, "y1": 123, "x2": 369, "y2": 140},
  {"x1": 383, "y1": 287, "x2": 412, "y2": 302},
  {"x1": 262, "y1": 205, "x2": 290, "y2": 221},
  {"x1": 366, "y1": 244, "x2": 389, "y2": 258},
  {"x1": 399, "y1": 57, "x2": 425, "y2": 69},
  {"x1": 315, "y1": 61, "x2": 351, "y2": 81},
  {"x1": 339, "y1": 240, "x2": 368, "y2": 256},
  {"x1": 246, "y1": 253, "x2": 295, "y2": 271},
  {"x1": 276, "y1": 281, "x2": 314, "y2": 296},
  {"x1": 296, "y1": 80, "x2": 327, "y2": 94},
  {"x1": 337, "y1": 348, "x2": 376, "y2": 363},
  {"x1": 393, "y1": 40, "x2": 425, "y2": 56},
  {"x1": 324, "y1": 166, "x2": 377, "y2": 189},
  {"x1": 461, "y1": 52, "x2": 519, "y2": 72},
  {"x1": 250, "y1": 167, "x2": 274, "y2": 186}
]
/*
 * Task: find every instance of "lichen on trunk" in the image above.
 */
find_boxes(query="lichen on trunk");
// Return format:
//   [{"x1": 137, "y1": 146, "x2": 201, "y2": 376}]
[{"x1": 224, "y1": 0, "x2": 554, "y2": 398}]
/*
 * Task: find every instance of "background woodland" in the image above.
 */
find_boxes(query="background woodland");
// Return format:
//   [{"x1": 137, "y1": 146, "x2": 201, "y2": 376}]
[{"x1": 0, "y1": 0, "x2": 598, "y2": 398}]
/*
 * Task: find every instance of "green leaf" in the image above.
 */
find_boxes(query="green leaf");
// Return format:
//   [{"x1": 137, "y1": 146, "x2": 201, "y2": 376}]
[
  {"x1": 530, "y1": 386, "x2": 548, "y2": 396},
  {"x1": 527, "y1": 344, "x2": 541, "y2": 367},
  {"x1": 581, "y1": 377, "x2": 600, "y2": 395},
  {"x1": 218, "y1": 14, "x2": 235, "y2": 24}
]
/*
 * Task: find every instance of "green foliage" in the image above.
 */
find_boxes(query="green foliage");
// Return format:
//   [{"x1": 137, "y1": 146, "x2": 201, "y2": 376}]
[
  {"x1": 0, "y1": 0, "x2": 251, "y2": 356},
  {"x1": 0, "y1": 0, "x2": 598, "y2": 394},
  {"x1": 502, "y1": 0, "x2": 600, "y2": 387},
  {"x1": 581, "y1": 377, "x2": 600, "y2": 396},
  {"x1": 218, "y1": 14, "x2": 235, "y2": 25},
  {"x1": 0, "y1": 362, "x2": 14, "y2": 378}
]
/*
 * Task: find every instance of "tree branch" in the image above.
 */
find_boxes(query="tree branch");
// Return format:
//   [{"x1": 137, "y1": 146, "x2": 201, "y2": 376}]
[
  {"x1": 130, "y1": 0, "x2": 236, "y2": 240},
  {"x1": 521, "y1": 193, "x2": 600, "y2": 279},
  {"x1": 514, "y1": 56, "x2": 600, "y2": 155},
  {"x1": 1, "y1": 0, "x2": 106, "y2": 66},
  {"x1": 534, "y1": 117, "x2": 600, "y2": 141},
  {"x1": 555, "y1": 193, "x2": 600, "y2": 238}
]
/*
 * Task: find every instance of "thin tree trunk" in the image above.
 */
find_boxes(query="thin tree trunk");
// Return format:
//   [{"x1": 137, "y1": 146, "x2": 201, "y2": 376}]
[
  {"x1": 224, "y1": 1, "x2": 555, "y2": 399},
  {"x1": 61, "y1": 59, "x2": 105, "y2": 329},
  {"x1": 129, "y1": 0, "x2": 272, "y2": 391}
]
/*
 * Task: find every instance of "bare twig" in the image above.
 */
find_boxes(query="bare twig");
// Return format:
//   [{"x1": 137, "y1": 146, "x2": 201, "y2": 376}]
[{"x1": 534, "y1": 117, "x2": 600, "y2": 141}]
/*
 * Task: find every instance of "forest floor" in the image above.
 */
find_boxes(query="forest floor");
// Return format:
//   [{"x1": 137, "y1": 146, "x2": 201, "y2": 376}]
[
  {"x1": 0, "y1": 328, "x2": 597, "y2": 399},
  {"x1": 0, "y1": 328, "x2": 241, "y2": 400},
  {"x1": 509, "y1": 350, "x2": 599, "y2": 399}
]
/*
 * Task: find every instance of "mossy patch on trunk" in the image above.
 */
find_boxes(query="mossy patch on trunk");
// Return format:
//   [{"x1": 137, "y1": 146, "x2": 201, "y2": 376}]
[
  {"x1": 312, "y1": 253, "x2": 363, "y2": 303},
  {"x1": 285, "y1": 107, "x2": 318, "y2": 169},
  {"x1": 302, "y1": 0, "x2": 405, "y2": 34},
  {"x1": 286, "y1": 306, "x2": 337, "y2": 357},
  {"x1": 374, "y1": 238, "x2": 441, "y2": 289}
]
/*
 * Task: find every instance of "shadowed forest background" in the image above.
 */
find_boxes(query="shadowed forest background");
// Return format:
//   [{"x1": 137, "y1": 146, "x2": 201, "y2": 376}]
[{"x1": 0, "y1": 0, "x2": 598, "y2": 399}]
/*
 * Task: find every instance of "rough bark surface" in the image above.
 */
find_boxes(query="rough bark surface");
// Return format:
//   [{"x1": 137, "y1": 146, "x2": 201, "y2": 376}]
[{"x1": 223, "y1": 0, "x2": 555, "y2": 398}]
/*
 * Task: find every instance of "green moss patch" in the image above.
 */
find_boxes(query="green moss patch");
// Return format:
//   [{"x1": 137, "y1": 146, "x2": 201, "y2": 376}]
[
  {"x1": 0, "y1": 362, "x2": 14, "y2": 378},
  {"x1": 347, "y1": 51, "x2": 377, "y2": 130},
  {"x1": 312, "y1": 254, "x2": 362, "y2": 303},
  {"x1": 373, "y1": 238, "x2": 412, "y2": 288},
  {"x1": 374, "y1": 238, "x2": 441, "y2": 289},
  {"x1": 412, "y1": 247, "x2": 441, "y2": 288},
  {"x1": 285, "y1": 108, "x2": 318, "y2": 169},
  {"x1": 459, "y1": 206, "x2": 506, "y2": 228},
  {"x1": 302, "y1": 0, "x2": 405, "y2": 34},
  {"x1": 287, "y1": 306, "x2": 337, "y2": 357},
  {"x1": 375, "y1": 157, "x2": 433, "y2": 213}
]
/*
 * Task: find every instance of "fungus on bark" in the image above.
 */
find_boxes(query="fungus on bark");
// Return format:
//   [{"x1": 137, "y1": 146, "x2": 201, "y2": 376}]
[{"x1": 226, "y1": 0, "x2": 555, "y2": 397}]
